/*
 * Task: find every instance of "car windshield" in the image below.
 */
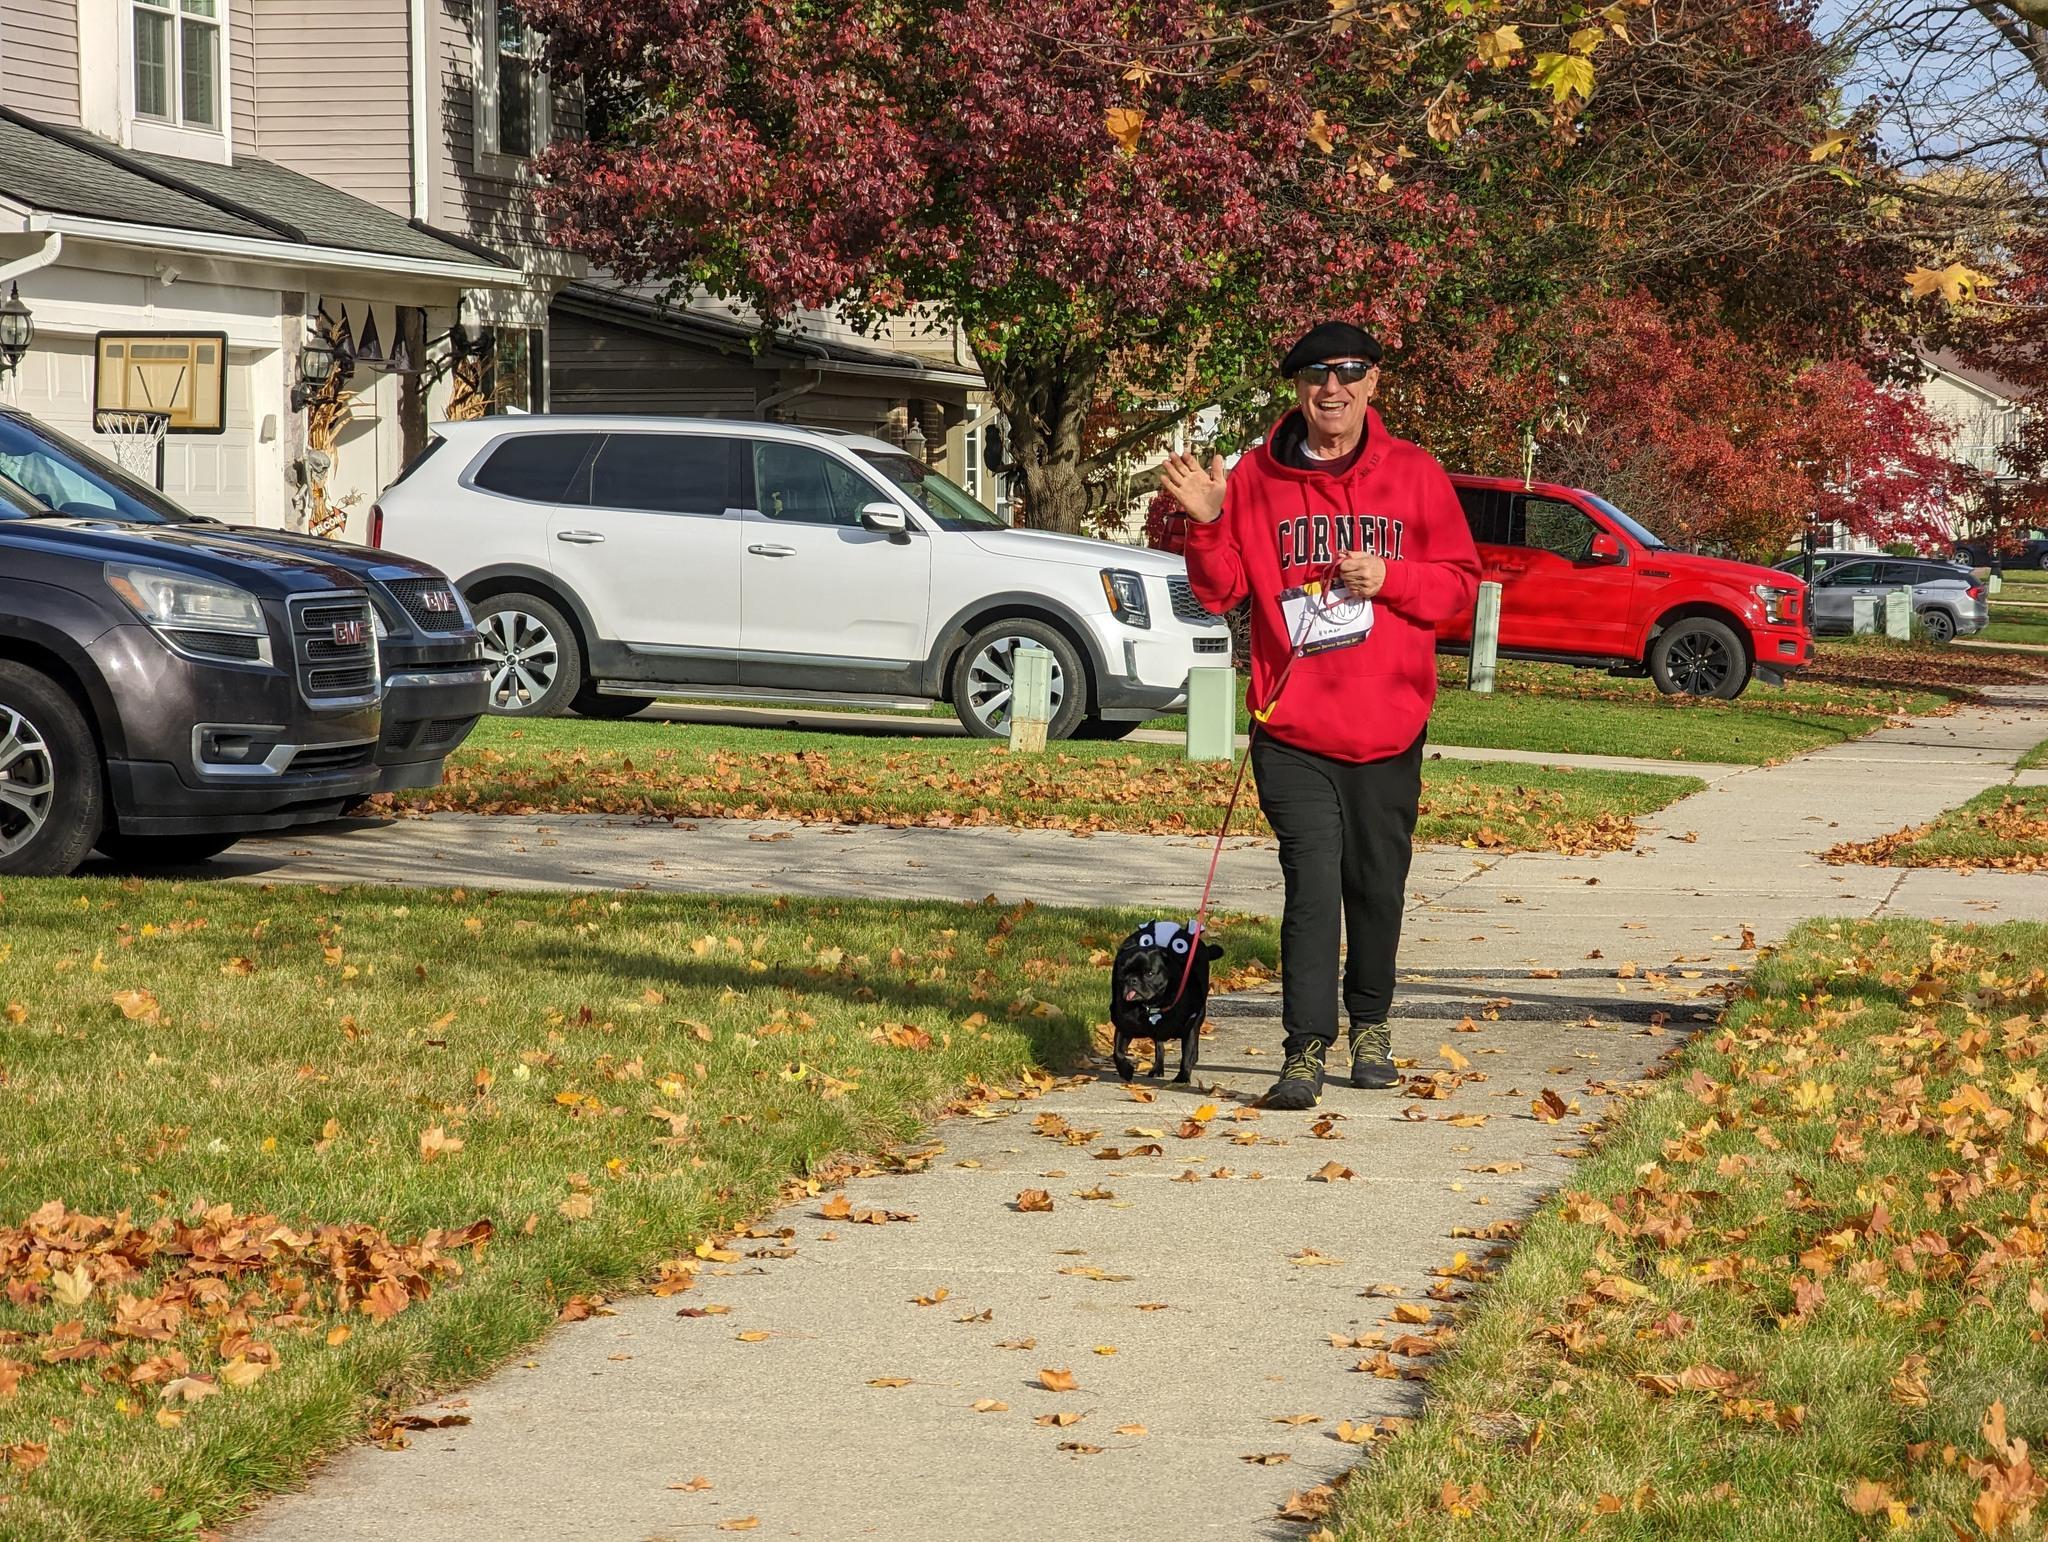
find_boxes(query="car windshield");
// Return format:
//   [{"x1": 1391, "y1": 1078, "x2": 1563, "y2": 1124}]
[
  {"x1": 1579, "y1": 491, "x2": 1667, "y2": 550},
  {"x1": 857, "y1": 451, "x2": 1008, "y2": 531},
  {"x1": 0, "y1": 414, "x2": 197, "y2": 524}
]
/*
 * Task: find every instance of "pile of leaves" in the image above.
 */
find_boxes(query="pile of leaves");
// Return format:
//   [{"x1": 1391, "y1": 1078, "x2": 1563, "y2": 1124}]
[
  {"x1": 1804, "y1": 638, "x2": 2047, "y2": 696},
  {"x1": 399, "y1": 736, "x2": 1674, "y2": 854},
  {"x1": 1430, "y1": 656, "x2": 1947, "y2": 723},
  {"x1": 0, "y1": 1200, "x2": 486, "y2": 1462},
  {"x1": 1333, "y1": 918, "x2": 2048, "y2": 1537},
  {"x1": 1826, "y1": 791, "x2": 2048, "y2": 874}
]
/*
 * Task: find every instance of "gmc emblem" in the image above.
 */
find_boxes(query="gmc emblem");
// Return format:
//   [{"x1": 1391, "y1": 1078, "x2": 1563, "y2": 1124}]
[
  {"x1": 422, "y1": 589, "x2": 456, "y2": 613},
  {"x1": 332, "y1": 620, "x2": 366, "y2": 647}
]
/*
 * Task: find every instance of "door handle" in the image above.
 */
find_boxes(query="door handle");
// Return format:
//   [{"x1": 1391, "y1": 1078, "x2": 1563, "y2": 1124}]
[
  {"x1": 747, "y1": 543, "x2": 798, "y2": 557},
  {"x1": 555, "y1": 531, "x2": 606, "y2": 545}
]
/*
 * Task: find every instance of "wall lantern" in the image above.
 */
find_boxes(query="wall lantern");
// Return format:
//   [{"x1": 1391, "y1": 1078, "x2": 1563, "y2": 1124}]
[{"x1": 0, "y1": 283, "x2": 35, "y2": 376}]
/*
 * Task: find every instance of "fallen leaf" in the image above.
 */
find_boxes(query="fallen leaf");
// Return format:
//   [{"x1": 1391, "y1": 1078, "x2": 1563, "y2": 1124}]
[
  {"x1": 972, "y1": 1399, "x2": 1009, "y2": 1413},
  {"x1": 1039, "y1": 1367, "x2": 1079, "y2": 1392},
  {"x1": 1014, "y1": 1189, "x2": 1055, "y2": 1212},
  {"x1": 1311, "y1": 1162, "x2": 1356, "y2": 1183},
  {"x1": 668, "y1": 1476, "x2": 714, "y2": 1492},
  {"x1": 418, "y1": 1125, "x2": 464, "y2": 1163},
  {"x1": 716, "y1": 1520, "x2": 759, "y2": 1533},
  {"x1": 867, "y1": 1377, "x2": 912, "y2": 1388},
  {"x1": 1115, "y1": 1422, "x2": 1148, "y2": 1436},
  {"x1": 1244, "y1": 1451, "x2": 1293, "y2": 1465}
]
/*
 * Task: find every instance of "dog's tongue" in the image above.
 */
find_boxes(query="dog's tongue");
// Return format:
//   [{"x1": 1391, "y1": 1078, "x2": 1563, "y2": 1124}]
[{"x1": 1123, "y1": 985, "x2": 1142, "y2": 1002}]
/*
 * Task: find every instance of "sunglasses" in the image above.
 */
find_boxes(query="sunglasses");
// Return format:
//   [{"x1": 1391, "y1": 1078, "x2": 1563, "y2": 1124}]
[{"x1": 1294, "y1": 360, "x2": 1374, "y2": 386}]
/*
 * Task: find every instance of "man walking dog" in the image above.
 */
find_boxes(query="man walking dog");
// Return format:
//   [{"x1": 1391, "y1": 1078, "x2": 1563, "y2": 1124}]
[{"x1": 1161, "y1": 323, "x2": 1480, "y2": 1110}]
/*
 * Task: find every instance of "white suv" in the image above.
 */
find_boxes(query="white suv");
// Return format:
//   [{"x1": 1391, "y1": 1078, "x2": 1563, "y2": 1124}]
[{"x1": 370, "y1": 417, "x2": 1230, "y2": 739}]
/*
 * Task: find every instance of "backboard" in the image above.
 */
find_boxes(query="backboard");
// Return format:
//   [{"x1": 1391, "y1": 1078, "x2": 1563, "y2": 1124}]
[{"x1": 93, "y1": 332, "x2": 227, "y2": 434}]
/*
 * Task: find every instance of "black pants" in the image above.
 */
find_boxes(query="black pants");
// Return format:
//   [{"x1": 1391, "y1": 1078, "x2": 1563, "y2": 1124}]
[{"x1": 1251, "y1": 730, "x2": 1423, "y2": 1053}]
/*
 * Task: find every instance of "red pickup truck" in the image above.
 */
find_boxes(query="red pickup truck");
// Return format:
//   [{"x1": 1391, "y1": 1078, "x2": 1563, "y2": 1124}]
[{"x1": 1435, "y1": 475, "x2": 1810, "y2": 699}]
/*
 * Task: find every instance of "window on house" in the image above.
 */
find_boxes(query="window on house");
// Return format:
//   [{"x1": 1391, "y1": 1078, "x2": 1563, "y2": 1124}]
[
  {"x1": 480, "y1": 0, "x2": 548, "y2": 167},
  {"x1": 134, "y1": 0, "x2": 220, "y2": 129}
]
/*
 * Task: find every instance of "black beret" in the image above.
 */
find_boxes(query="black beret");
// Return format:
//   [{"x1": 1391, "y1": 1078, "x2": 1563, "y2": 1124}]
[{"x1": 1280, "y1": 321, "x2": 1383, "y2": 376}]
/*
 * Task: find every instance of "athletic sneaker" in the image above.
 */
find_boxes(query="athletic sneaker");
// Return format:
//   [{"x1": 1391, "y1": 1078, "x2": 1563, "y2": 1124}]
[
  {"x1": 1265, "y1": 1038, "x2": 1330, "y2": 1110},
  {"x1": 1349, "y1": 1020, "x2": 1400, "y2": 1089}
]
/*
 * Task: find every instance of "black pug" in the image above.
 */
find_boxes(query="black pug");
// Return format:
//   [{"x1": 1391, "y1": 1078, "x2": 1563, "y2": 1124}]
[{"x1": 1109, "y1": 920, "x2": 1223, "y2": 1083}]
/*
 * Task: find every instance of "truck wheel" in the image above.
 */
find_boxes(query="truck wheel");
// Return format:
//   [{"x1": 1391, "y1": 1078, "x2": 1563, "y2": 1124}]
[
  {"x1": 571, "y1": 687, "x2": 652, "y2": 720},
  {"x1": 0, "y1": 662, "x2": 103, "y2": 877},
  {"x1": 951, "y1": 620, "x2": 1088, "y2": 740},
  {"x1": 474, "y1": 592, "x2": 582, "y2": 716},
  {"x1": 1649, "y1": 618, "x2": 1748, "y2": 700},
  {"x1": 1917, "y1": 607, "x2": 1956, "y2": 644},
  {"x1": 95, "y1": 833, "x2": 241, "y2": 867}
]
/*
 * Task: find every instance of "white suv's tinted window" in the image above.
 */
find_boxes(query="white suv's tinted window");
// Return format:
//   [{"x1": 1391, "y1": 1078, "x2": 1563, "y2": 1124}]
[
  {"x1": 590, "y1": 434, "x2": 734, "y2": 514},
  {"x1": 472, "y1": 432, "x2": 601, "y2": 503},
  {"x1": 751, "y1": 442, "x2": 878, "y2": 527}
]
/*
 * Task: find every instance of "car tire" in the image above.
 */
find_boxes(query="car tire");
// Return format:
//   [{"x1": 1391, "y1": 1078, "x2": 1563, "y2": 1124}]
[
  {"x1": 571, "y1": 688, "x2": 652, "y2": 720},
  {"x1": 474, "y1": 592, "x2": 582, "y2": 717},
  {"x1": 0, "y1": 662, "x2": 104, "y2": 877},
  {"x1": 1071, "y1": 717, "x2": 1145, "y2": 741},
  {"x1": 1649, "y1": 617, "x2": 1749, "y2": 700},
  {"x1": 950, "y1": 619, "x2": 1089, "y2": 740},
  {"x1": 1918, "y1": 607, "x2": 1957, "y2": 644},
  {"x1": 94, "y1": 832, "x2": 241, "y2": 867}
]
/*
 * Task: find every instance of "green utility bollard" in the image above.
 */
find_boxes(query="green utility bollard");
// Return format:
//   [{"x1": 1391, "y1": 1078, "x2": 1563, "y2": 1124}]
[
  {"x1": 1008, "y1": 643, "x2": 1052, "y2": 753},
  {"x1": 1468, "y1": 580, "x2": 1502, "y2": 693},
  {"x1": 1185, "y1": 665, "x2": 1237, "y2": 762},
  {"x1": 1852, "y1": 595, "x2": 1879, "y2": 635},
  {"x1": 1885, "y1": 587, "x2": 1913, "y2": 641}
]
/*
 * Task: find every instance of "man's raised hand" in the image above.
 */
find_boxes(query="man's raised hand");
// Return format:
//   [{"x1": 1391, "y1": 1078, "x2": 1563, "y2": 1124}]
[{"x1": 1159, "y1": 451, "x2": 1229, "y2": 524}]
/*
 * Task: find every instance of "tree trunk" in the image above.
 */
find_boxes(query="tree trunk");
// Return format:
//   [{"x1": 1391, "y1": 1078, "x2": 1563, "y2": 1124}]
[{"x1": 974, "y1": 342, "x2": 1099, "y2": 536}]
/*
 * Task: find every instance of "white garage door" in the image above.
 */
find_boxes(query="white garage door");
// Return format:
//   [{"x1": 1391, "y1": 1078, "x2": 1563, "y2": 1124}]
[{"x1": 5, "y1": 334, "x2": 258, "y2": 520}]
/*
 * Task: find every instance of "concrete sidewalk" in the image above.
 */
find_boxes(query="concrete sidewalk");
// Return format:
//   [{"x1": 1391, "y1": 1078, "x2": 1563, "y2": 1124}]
[{"x1": 230, "y1": 689, "x2": 2046, "y2": 1542}]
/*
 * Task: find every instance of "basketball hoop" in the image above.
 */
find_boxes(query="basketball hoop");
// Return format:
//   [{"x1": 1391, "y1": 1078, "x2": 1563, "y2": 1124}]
[{"x1": 93, "y1": 409, "x2": 170, "y2": 489}]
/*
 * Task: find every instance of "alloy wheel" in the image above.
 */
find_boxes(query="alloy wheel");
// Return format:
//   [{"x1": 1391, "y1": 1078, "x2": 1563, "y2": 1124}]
[
  {"x1": 1920, "y1": 609, "x2": 1955, "y2": 643},
  {"x1": 1665, "y1": 629, "x2": 1733, "y2": 694},
  {"x1": 964, "y1": 636, "x2": 1067, "y2": 733},
  {"x1": 0, "y1": 705, "x2": 56, "y2": 862},
  {"x1": 478, "y1": 609, "x2": 561, "y2": 711}
]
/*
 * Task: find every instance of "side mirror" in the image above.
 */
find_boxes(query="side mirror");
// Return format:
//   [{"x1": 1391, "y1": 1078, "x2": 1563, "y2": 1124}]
[
  {"x1": 859, "y1": 502, "x2": 910, "y2": 538},
  {"x1": 1586, "y1": 531, "x2": 1623, "y2": 564}
]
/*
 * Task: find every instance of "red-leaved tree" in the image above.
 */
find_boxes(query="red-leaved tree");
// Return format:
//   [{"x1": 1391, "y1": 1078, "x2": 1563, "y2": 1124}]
[{"x1": 516, "y1": 0, "x2": 1621, "y2": 533}]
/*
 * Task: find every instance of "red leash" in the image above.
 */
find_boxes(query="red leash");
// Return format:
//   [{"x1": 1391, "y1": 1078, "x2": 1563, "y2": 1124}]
[{"x1": 1164, "y1": 558, "x2": 1344, "y2": 1008}]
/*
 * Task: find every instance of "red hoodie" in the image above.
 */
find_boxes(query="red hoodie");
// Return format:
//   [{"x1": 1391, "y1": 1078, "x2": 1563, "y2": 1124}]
[{"x1": 1183, "y1": 407, "x2": 1480, "y2": 764}]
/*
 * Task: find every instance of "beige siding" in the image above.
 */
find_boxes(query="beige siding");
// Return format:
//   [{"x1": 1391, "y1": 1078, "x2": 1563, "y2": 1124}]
[
  {"x1": 433, "y1": 0, "x2": 557, "y2": 254},
  {"x1": 2, "y1": 0, "x2": 81, "y2": 126},
  {"x1": 230, "y1": 0, "x2": 256, "y2": 155},
  {"x1": 253, "y1": 0, "x2": 412, "y2": 213}
]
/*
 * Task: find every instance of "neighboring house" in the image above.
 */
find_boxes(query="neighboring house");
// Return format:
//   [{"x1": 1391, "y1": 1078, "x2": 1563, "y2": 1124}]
[
  {"x1": 0, "y1": 0, "x2": 582, "y2": 536},
  {"x1": 550, "y1": 277, "x2": 1006, "y2": 512}
]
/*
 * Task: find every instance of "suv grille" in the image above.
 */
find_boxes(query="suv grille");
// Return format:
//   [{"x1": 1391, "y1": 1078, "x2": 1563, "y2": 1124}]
[
  {"x1": 382, "y1": 577, "x2": 470, "y2": 634},
  {"x1": 1167, "y1": 576, "x2": 1217, "y2": 625},
  {"x1": 287, "y1": 593, "x2": 378, "y2": 703}
]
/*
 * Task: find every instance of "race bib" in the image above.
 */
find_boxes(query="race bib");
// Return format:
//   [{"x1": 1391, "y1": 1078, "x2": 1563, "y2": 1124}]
[{"x1": 1277, "y1": 578, "x2": 1374, "y2": 655}]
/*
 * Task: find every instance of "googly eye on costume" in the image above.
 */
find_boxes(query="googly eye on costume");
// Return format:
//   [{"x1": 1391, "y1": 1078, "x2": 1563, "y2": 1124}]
[{"x1": 1171, "y1": 937, "x2": 1189, "y2": 953}]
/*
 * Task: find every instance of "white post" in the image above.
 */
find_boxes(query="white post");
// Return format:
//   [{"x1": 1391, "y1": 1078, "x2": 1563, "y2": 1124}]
[
  {"x1": 1009, "y1": 643, "x2": 1052, "y2": 753},
  {"x1": 1468, "y1": 580, "x2": 1502, "y2": 692},
  {"x1": 1852, "y1": 595, "x2": 1879, "y2": 635},
  {"x1": 1185, "y1": 665, "x2": 1236, "y2": 761}
]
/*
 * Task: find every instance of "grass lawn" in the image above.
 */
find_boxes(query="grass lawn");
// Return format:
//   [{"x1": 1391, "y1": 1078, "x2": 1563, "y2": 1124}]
[
  {"x1": 1328, "y1": 917, "x2": 2048, "y2": 1539},
  {"x1": 2020, "y1": 738, "x2": 2048, "y2": 772},
  {"x1": 1823, "y1": 786, "x2": 2048, "y2": 873},
  {"x1": 1982, "y1": 607, "x2": 2048, "y2": 647},
  {"x1": 0, "y1": 881, "x2": 1280, "y2": 1541},
  {"x1": 398, "y1": 719, "x2": 1702, "y2": 854},
  {"x1": 1146, "y1": 649, "x2": 1959, "y2": 766}
]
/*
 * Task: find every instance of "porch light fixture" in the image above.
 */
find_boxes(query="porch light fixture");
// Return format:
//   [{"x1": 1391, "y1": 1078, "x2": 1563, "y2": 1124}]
[
  {"x1": 900, "y1": 419, "x2": 928, "y2": 463},
  {"x1": 291, "y1": 331, "x2": 344, "y2": 411},
  {"x1": 0, "y1": 283, "x2": 35, "y2": 375}
]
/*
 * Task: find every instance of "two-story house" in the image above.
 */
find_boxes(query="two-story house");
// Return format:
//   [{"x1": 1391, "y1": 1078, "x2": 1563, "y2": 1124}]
[{"x1": 0, "y1": 0, "x2": 581, "y2": 537}]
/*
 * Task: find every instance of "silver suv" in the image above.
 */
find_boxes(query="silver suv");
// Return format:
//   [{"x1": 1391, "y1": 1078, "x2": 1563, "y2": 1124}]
[{"x1": 1805, "y1": 557, "x2": 1988, "y2": 643}]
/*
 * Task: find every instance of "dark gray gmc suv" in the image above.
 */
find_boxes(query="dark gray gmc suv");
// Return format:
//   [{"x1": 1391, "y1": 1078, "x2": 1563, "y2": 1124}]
[{"x1": 0, "y1": 516, "x2": 388, "y2": 874}]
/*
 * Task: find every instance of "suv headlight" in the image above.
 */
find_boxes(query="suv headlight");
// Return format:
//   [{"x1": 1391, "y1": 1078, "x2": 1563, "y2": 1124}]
[
  {"x1": 1752, "y1": 583, "x2": 1797, "y2": 626},
  {"x1": 105, "y1": 562, "x2": 274, "y2": 666},
  {"x1": 1100, "y1": 568, "x2": 1151, "y2": 629}
]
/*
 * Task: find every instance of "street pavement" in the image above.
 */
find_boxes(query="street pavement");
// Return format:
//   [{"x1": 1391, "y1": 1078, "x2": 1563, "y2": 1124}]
[{"x1": 229, "y1": 687, "x2": 2047, "y2": 1542}]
